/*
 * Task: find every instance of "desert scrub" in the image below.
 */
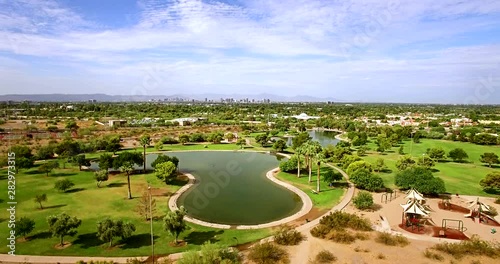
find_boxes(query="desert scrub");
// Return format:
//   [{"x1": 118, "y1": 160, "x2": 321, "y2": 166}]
[
  {"x1": 423, "y1": 249, "x2": 444, "y2": 261},
  {"x1": 375, "y1": 232, "x2": 409, "y2": 247},
  {"x1": 431, "y1": 235, "x2": 500, "y2": 259},
  {"x1": 248, "y1": 242, "x2": 290, "y2": 264},
  {"x1": 313, "y1": 250, "x2": 337, "y2": 263},
  {"x1": 273, "y1": 225, "x2": 305, "y2": 246}
]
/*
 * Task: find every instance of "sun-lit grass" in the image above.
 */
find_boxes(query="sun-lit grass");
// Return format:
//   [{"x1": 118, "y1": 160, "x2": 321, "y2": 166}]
[
  {"x1": 360, "y1": 138, "x2": 500, "y2": 196},
  {"x1": 275, "y1": 165, "x2": 346, "y2": 210}
]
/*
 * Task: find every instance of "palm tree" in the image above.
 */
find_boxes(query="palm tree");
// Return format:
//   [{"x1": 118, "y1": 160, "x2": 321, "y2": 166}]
[
  {"x1": 120, "y1": 162, "x2": 134, "y2": 199},
  {"x1": 139, "y1": 135, "x2": 151, "y2": 173},
  {"x1": 303, "y1": 141, "x2": 323, "y2": 182},
  {"x1": 295, "y1": 145, "x2": 304, "y2": 178},
  {"x1": 315, "y1": 153, "x2": 327, "y2": 193}
]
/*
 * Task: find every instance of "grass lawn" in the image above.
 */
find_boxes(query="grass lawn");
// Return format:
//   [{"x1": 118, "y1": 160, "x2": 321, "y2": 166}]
[
  {"x1": 360, "y1": 138, "x2": 500, "y2": 196},
  {"x1": 0, "y1": 163, "x2": 271, "y2": 256},
  {"x1": 275, "y1": 165, "x2": 346, "y2": 210}
]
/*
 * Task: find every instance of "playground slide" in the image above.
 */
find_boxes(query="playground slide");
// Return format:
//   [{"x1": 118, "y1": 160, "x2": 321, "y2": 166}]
[{"x1": 464, "y1": 212, "x2": 473, "y2": 218}]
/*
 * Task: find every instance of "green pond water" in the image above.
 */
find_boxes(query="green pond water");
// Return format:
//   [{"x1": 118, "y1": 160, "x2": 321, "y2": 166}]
[{"x1": 92, "y1": 151, "x2": 302, "y2": 225}]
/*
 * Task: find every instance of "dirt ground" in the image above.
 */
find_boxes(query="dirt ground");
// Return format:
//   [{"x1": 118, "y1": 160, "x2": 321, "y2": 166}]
[{"x1": 283, "y1": 192, "x2": 500, "y2": 264}]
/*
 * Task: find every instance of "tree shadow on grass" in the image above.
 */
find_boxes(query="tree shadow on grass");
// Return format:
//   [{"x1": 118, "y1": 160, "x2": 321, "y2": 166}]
[
  {"x1": 73, "y1": 232, "x2": 102, "y2": 249},
  {"x1": 184, "y1": 230, "x2": 224, "y2": 245},
  {"x1": 169, "y1": 178, "x2": 189, "y2": 187},
  {"x1": 43, "y1": 204, "x2": 67, "y2": 209},
  {"x1": 51, "y1": 172, "x2": 78, "y2": 177},
  {"x1": 31, "y1": 231, "x2": 52, "y2": 240},
  {"x1": 484, "y1": 188, "x2": 500, "y2": 195},
  {"x1": 121, "y1": 234, "x2": 160, "y2": 249},
  {"x1": 66, "y1": 188, "x2": 85, "y2": 193},
  {"x1": 107, "y1": 182, "x2": 126, "y2": 188}
]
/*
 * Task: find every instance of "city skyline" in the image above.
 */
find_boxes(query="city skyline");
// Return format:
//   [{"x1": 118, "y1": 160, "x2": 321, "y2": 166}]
[{"x1": 1, "y1": 0, "x2": 500, "y2": 104}]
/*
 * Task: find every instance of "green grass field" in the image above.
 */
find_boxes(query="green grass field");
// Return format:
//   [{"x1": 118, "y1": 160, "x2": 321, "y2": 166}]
[
  {"x1": 0, "y1": 163, "x2": 271, "y2": 256},
  {"x1": 275, "y1": 166, "x2": 346, "y2": 210},
  {"x1": 361, "y1": 138, "x2": 500, "y2": 196}
]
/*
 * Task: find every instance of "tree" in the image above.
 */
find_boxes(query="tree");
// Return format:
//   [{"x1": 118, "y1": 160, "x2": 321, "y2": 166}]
[
  {"x1": 136, "y1": 191, "x2": 156, "y2": 221},
  {"x1": 353, "y1": 191, "x2": 374, "y2": 210},
  {"x1": 323, "y1": 168, "x2": 342, "y2": 185},
  {"x1": 346, "y1": 160, "x2": 372, "y2": 175},
  {"x1": 207, "y1": 131, "x2": 224, "y2": 143},
  {"x1": 34, "y1": 193, "x2": 47, "y2": 209},
  {"x1": 303, "y1": 141, "x2": 323, "y2": 182},
  {"x1": 225, "y1": 133, "x2": 235, "y2": 142},
  {"x1": 236, "y1": 138, "x2": 246, "y2": 149},
  {"x1": 373, "y1": 158, "x2": 387, "y2": 172},
  {"x1": 398, "y1": 145, "x2": 404, "y2": 155},
  {"x1": 65, "y1": 120, "x2": 79, "y2": 131},
  {"x1": 54, "y1": 179, "x2": 75, "y2": 192},
  {"x1": 36, "y1": 145, "x2": 54, "y2": 160},
  {"x1": 96, "y1": 218, "x2": 136, "y2": 247},
  {"x1": 272, "y1": 139, "x2": 287, "y2": 152},
  {"x1": 164, "y1": 206, "x2": 187, "y2": 244},
  {"x1": 71, "y1": 154, "x2": 90, "y2": 171},
  {"x1": 10, "y1": 145, "x2": 34, "y2": 171},
  {"x1": 349, "y1": 169, "x2": 384, "y2": 191},
  {"x1": 395, "y1": 156, "x2": 416, "y2": 171},
  {"x1": 292, "y1": 132, "x2": 311, "y2": 150},
  {"x1": 155, "y1": 161, "x2": 177, "y2": 183},
  {"x1": 98, "y1": 153, "x2": 114, "y2": 172},
  {"x1": 395, "y1": 166, "x2": 445, "y2": 195},
  {"x1": 113, "y1": 152, "x2": 143, "y2": 199},
  {"x1": 279, "y1": 154, "x2": 301, "y2": 173},
  {"x1": 480, "y1": 152, "x2": 500, "y2": 167},
  {"x1": 255, "y1": 133, "x2": 269, "y2": 147},
  {"x1": 38, "y1": 160, "x2": 59, "y2": 176},
  {"x1": 105, "y1": 135, "x2": 122, "y2": 154},
  {"x1": 15, "y1": 217, "x2": 35, "y2": 240},
  {"x1": 151, "y1": 154, "x2": 179, "y2": 169},
  {"x1": 448, "y1": 148, "x2": 468, "y2": 162},
  {"x1": 94, "y1": 170, "x2": 109, "y2": 187},
  {"x1": 178, "y1": 242, "x2": 241, "y2": 264},
  {"x1": 179, "y1": 134, "x2": 190, "y2": 145},
  {"x1": 315, "y1": 153, "x2": 327, "y2": 192},
  {"x1": 417, "y1": 155, "x2": 435, "y2": 169},
  {"x1": 341, "y1": 154, "x2": 362, "y2": 170},
  {"x1": 47, "y1": 213, "x2": 82, "y2": 246},
  {"x1": 139, "y1": 135, "x2": 151, "y2": 173},
  {"x1": 357, "y1": 146, "x2": 368, "y2": 156},
  {"x1": 479, "y1": 172, "x2": 500, "y2": 192},
  {"x1": 426, "y1": 147, "x2": 446, "y2": 161}
]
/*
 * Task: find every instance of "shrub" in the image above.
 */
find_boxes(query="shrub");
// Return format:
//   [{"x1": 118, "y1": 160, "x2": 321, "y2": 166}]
[
  {"x1": 248, "y1": 243, "x2": 289, "y2": 264},
  {"x1": 318, "y1": 211, "x2": 372, "y2": 231},
  {"x1": 314, "y1": 250, "x2": 337, "y2": 263},
  {"x1": 349, "y1": 168, "x2": 384, "y2": 191},
  {"x1": 377, "y1": 253, "x2": 386, "y2": 259},
  {"x1": 395, "y1": 166, "x2": 445, "y2": 195},
  {"x1": 375, "y1": 232, "x2": 409, "y2": 247},
  {"x1": 273, "y1": 225, "x2": 305, "y2": 246},
  {"x1": 495, "y1": 197, "x2": 500, "y2": 204},
  {"x1": 54, "y1": 179, "x2": 75, "y2": 192},
  {"x1": 353, "y1": 191, "x2": 374, "y2": 210},
  {"x1": 325, "y1": 230, "x2": 356, "y2": 244},
  {"x1": 431, "y1": 235, "x2": 500, "y2": 259},
  {"x1": 423, "y1": 249, "x2": 444, "y2": 261},
  {"x1": 279, "y1": 155, "x2": 301, "y2": 173},
  {"x1": 178, "y1": 242, "x2": 240, "y2": 264}
]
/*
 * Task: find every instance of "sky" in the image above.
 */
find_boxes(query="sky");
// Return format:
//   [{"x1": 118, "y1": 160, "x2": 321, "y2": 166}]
[{"x1": 0, "y1": 0, "x2": 500, "y2": 104}]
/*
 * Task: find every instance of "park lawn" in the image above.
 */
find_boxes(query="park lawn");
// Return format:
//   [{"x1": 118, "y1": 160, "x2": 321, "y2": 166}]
[
  {"x1": 360, "y1": 138, "x2": 500, "y2": 196},
  {"x1": 0, "y1": 163, "x2": 271, "y2": 257},
  {"x1": 275, "y1": 165, "x2": 346, "y2": 211}
]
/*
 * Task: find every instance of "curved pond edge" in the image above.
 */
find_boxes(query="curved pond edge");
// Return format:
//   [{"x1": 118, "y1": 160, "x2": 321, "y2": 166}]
[{"x1": 167, "y1": 151, "x2": 313, "y2": 229}]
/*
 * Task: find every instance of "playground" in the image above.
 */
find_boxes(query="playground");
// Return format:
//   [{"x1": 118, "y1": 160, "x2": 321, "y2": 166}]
[{"x1": 346, "y1": 190, "x2": 499, "y2": 243}]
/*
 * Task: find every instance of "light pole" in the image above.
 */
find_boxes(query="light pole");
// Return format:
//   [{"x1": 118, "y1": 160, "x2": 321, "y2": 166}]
[{"x1": 148, "y1": 185, "x2": 154, "y2": 264}]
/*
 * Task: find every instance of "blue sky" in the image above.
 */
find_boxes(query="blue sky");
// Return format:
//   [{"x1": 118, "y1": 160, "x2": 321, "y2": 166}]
[{"x1": 0, "y1": 0, "x2": 500, "y2": 103}]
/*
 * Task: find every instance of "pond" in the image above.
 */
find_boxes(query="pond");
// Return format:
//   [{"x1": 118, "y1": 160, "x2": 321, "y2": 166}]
[
  {"x1": 286, "y1": 130, "x2": 340, "y2": 147},
  {"x1": 91, "y1": 151, "x2": 302, "y2": 225}
]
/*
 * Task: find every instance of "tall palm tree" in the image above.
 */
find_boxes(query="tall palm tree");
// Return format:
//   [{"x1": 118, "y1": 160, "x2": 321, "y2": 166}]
[
  {"x1": 315, "y1": 153, "x2": 327, "y2": 193},
  {"x1": 295, "y1": 145, "x2": 304, "y2": 178},
  {"x1": 139, "y1": 135, "x2": 151, "y2": 173},
  {"x1": 303, "y1": 141, "x2": 323, "y2": 182}
]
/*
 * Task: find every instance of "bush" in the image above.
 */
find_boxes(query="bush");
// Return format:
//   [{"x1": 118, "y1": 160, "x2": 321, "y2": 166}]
[
  {"x1": 279, "y1": 154, "x2": 301, "y2": 173},
  {"x1": 54, "y1": 179, "x2": 75, "y2": 192},
  {"x1": 495, "y1": 197, "x2": 500, "y2": 204},
  {"x1": 423, "y1": 249, "x2": 444, "y2": 261},
  {"x1": 375, "y1": 232, "x2": 409, "y2": 247},
  {"x1": 431, "y1": 235, "x2": 500, "y2": 259},
  {"x1": 248, "y1": 243, "x2": 289, "y2": 264},
  {"x1": 314, "y1": 250, "x2": 337, "y2": 263},
  {"x1": 349, "y1": 169, "x2": 384, "y2": 191},
  {"x1": 353, "y1": 191, "x2": 374, "y2": 210},
  {"x1": 319, "y1": 211, "x2": 372, "y2": 231},
  {"x1": 178, "y1": 242, "x2": 240, "y2": 264},
  {"x1": 324, "y1": 230, "x2": 356, "y2": 244},
  {"x1": 273, "y1": 225, "x2": 305, "y2": 246}
]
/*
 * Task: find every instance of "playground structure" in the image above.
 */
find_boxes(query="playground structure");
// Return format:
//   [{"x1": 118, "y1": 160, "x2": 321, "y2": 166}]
[
  {"x1": 464, "y1": 198, "x2": 500, "y2": 226},
  {"x1": 400, "y1": 189, "x2": 432, "y2": 231}
]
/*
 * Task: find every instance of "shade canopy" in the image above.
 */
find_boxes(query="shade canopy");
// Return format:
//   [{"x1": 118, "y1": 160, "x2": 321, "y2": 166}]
[
  {"x1": 401, "y1": 200, "x2": 429, "y2": 216},
  {"x1": 405, "y1": 189, "x2": 425, "y2": 201},
  {"x1": 467, "y1": 197, "x2": 490, "y2": 212}
]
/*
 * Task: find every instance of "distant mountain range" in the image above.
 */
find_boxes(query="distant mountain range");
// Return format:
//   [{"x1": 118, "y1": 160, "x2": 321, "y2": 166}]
[{"x1": 0, "y1": 93, "x2": 339, "y2": 103}]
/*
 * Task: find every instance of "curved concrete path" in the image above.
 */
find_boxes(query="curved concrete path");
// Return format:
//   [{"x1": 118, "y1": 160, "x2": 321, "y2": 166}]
[{"x1": 168, "y1": 168, "x2": 313, "y2": 230}]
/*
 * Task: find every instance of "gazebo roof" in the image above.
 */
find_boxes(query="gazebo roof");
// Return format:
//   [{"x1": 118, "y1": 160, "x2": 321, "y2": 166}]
[
  {"x1": 467, "y1": 197, "x2": 490, "y2": 212},
  {"x1": 401, "y1": 200, "x2": 429, "y2": 216},
  {"x1": 405, "y1": 189, "x2": 425, "y2": 201}
]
